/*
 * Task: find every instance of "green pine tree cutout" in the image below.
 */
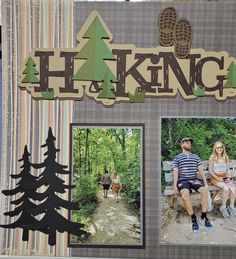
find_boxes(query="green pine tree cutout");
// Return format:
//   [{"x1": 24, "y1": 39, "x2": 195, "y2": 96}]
[
  {"x1": 73, "y1": 16, "x2": 117, "y2": 83},
  {"x1": 97, "y1": 73, "x2": 116, "y2": 99},
  {"x1": 22, "y1": 56, "x2": 40, "y2": 84},
  {"x1": 128, "y1": 88, "x2": 145, "y2": 103},
  {"x1": 193, "y1": 85, "x2": 205, "y2": 96},
  {"x1": 224, "y1": 62, "x2": 236, "y2": 88}
]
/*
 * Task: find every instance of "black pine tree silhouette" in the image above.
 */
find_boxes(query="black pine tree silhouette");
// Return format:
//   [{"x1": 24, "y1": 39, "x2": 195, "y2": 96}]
[
  {"x1": 0, "y1": 145, "x2": 45, "y2": 241},
  {"x1": 29, "y1": 127, "x2": 86, "y2": 246}
]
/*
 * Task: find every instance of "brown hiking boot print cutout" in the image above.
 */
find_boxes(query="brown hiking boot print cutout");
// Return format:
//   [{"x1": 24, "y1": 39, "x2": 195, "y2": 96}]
[
  {"x1": 159, "y1": 7, "x2": 178, "y2": 47},
  {"x1": 174, "y1": 19, "x2": 192, "y2": 59}
]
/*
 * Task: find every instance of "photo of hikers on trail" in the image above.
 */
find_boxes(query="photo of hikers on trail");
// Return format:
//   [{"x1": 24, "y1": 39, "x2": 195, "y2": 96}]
[
  {"x1": 161, "y1": 118, "x2": 236, "y2": 245},
  {"x1": 70, "y1": 126, "x2": 143, "y2": 246}
]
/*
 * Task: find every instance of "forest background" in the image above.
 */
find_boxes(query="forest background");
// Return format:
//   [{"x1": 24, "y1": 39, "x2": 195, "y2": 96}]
[{"x1": 71, "y1": 127, "x2": 142, "y2": 238}]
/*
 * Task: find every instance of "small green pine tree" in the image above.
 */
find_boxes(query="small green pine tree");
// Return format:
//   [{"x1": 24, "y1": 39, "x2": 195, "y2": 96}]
[
  {"x1": 97, "y1": 73, "x2": 116, "y2": 99},
  {"x1": 22, "y1": 56, "x2": 40, "y2": 84},
  {"x1": 224, "y1": 62, "x2": 236, "y2": 88}
]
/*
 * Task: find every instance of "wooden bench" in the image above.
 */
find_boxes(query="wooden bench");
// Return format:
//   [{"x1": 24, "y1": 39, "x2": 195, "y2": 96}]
[{"x1": 163, "y1": 160, "x2": 236, "y2": 209}]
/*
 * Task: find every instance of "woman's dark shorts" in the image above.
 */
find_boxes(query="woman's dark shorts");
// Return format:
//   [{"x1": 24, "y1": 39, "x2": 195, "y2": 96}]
[
  {"x1": 177, "y1": 179, "x2": 203, "y2": 192},
  {"x1": 103, "y1": 184, "x2": 110, "y2": 190}
]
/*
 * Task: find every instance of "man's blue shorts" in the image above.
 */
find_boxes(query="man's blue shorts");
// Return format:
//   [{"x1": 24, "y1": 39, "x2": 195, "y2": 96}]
[{"x1": 177, "y1": 179, "x2": 204, "y2": 193}]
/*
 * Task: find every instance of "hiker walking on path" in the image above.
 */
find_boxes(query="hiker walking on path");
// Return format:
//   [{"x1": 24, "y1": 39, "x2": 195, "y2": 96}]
[
  {"x1": 111, "y1": 171, "x2": 122, "y2": 202},
  {"x1": 101, "y1": 170, "x2": 112, "y2": 198},
  {"x1": 173, "y1": 137, "x2": 212, "y2": 232},
  {"x1": 209, "y1": 141, "x2": 236, "y2": 217}
]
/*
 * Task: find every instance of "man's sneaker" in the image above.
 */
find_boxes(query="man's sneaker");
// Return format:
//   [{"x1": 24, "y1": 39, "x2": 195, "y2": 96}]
[
  {"x1": 227, "y1": 206, "x2": 236, "y2": 217},
  {"x1": 220, "y1": 206, "x2": 230, "y2": 218},
  {"x1": 199, "y1": 217, "x2": 213, "y2": 228},
  {"x1": 192, "y1": 220, "x2": 199, "y2": 232}
]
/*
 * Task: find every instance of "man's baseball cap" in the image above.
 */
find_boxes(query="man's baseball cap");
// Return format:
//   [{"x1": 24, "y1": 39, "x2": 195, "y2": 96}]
[{"x1": 181, "y1": 137, "x2": 193, "y2": 144}]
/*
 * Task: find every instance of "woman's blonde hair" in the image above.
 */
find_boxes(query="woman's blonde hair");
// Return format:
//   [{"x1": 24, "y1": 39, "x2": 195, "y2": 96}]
[{"x1": 210, "y1": 141, "x2": 229, "y2": 163}]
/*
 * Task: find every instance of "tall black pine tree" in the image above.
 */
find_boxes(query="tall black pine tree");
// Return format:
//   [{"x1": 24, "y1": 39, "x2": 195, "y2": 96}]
[
  {"x1": 0, "y1": 146, "x2": 45, "y2": 241},
  {"x1": 30, "y1": 127, "x2": 86, "y2": 246}
]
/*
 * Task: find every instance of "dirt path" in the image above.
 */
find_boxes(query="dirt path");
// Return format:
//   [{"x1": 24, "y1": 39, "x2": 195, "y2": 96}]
[
  {"x1": 84, "y1": 188, "x2": 141, "y2": 245},
  {"x1": 162, "y1": 194, "x2": 236, "y2": 245}
]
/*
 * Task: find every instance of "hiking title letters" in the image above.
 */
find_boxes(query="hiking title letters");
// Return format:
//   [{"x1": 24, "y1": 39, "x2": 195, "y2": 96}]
[{"x1": 18, "y1": 11, "x2": 236, "y2": 106}]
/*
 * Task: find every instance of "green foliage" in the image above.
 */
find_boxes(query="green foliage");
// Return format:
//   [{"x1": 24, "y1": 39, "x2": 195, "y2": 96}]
[
  {"x1": 72, "y1": 175, "x2": 99, "y2": 231},
  {"x1": 121, "y1": 167, "x2": 140, "y2": 209},
  {"x1": 41, "y1": 89, "x2": 54, "y2": 100},
  {"x1": 193, "y1": 85, "x2": 205, "y2": 96},
  {"x1": 116, "y1": 129, "x2": 141, "y2": 209},
  {"x1": 73, "y1": 174, "x2": 99, "y2": 205},
  {"x1": 128, "y1": 88, "x2": 145, "y2": 103},
  {"x1": 72, "y1": 203, "x2": 96, "y2": 229},
  {"x1": 71, "y1": 203, "x2": 97, "y2": 241}
]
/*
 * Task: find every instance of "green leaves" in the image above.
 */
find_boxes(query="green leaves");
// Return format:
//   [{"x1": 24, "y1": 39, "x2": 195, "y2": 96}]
[
  {"x1": 161, "y1": 118, "x2": 236, "y2": 161},
  {"x1": 193, "y1": 85, "x2": 205, "y2": 97},
  {"x1": 128, "y1": 88, "x2": 145, "y2": 103},
  {"x1": 73, "y1": 175, "x2": 98, "y2": 205}
]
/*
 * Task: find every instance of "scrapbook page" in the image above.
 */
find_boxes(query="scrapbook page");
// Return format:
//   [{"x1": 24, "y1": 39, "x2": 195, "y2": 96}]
[{"x1": 1, "y1": 1, "x2": 236, "y2": 259}]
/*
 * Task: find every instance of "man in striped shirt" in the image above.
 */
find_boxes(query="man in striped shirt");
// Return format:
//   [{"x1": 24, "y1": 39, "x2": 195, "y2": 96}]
[{"x1": 173, "y1": 137, "x2": 212, "y2": 232}]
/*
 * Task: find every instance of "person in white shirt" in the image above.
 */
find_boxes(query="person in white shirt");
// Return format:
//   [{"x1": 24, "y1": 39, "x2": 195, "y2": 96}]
[
  {"x1": 111, "y1": 171, "x2": 122, "y2": 202},
  {"x1": 209, "y1": 141, "x2": 236, "y2": 217}
]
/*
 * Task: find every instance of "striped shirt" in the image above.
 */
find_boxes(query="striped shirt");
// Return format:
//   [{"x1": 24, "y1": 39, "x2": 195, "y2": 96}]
[{"x1": 173, "y1": 153, "x2": 202, "y2": 180}]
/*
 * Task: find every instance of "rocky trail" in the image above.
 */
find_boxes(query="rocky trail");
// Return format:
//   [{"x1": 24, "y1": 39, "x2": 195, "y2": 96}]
[
  {"x1": 162, "y1": 193, "x2": 236, "y2": 245},
  {"x1": 83, "y1": 189, "x2": 141, "y2": 245}
]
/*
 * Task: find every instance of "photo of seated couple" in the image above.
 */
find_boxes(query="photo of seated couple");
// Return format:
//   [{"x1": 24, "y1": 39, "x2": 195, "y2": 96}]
[{"x1": 161, "y1": 118, "x2": 236, "y2": 245}]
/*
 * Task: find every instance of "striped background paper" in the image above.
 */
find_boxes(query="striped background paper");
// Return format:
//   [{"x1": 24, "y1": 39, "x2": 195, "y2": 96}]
[{"x1": 1, "y1": 0, "x2": 74, "y2": 256}]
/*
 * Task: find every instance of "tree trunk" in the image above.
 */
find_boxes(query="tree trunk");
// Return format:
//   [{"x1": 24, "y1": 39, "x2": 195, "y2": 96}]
[
  {"x1": 78, "y1": 130, "x2": 82, "y2": 173},
  {"x1": 167, "y1": 119, "x2": 173, "y2": 146},
  {"x1": 84, "y1": 129, "x2": 90, "y2": 174},
  {"x1": 48, "y1": 228, "x2": 56, "y2": 246},
  {"x1": 22, "y1": 229, "x2": 29, "y2": 241},
  {"x1": 121, "y1": 129, "x2": 126, "y2": 159}
]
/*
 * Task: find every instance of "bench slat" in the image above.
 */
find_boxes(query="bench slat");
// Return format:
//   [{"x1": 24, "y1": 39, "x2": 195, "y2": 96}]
[
  {"x1": 165, "y1": 173, "x2": 173, "y2": 182},
  {"x1": 230, "y1": 170, "x2": 236, "y2": 178},
  {"x1": 164, "y1": 185, "x2": 221, "y2": 196},
  {"x1": 162, "y1": 161, "x2": 173, "y2": 171},
  {"x1": 164, "y1": 181, "x2": 236, "y2": 196}
]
